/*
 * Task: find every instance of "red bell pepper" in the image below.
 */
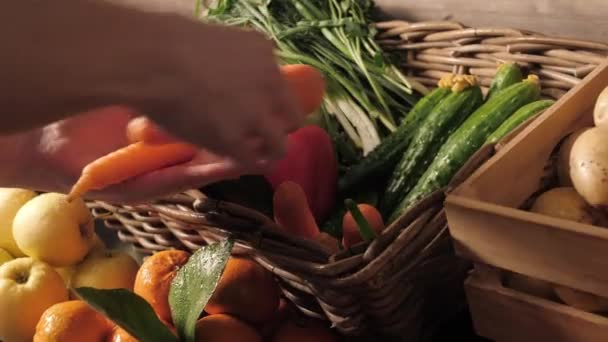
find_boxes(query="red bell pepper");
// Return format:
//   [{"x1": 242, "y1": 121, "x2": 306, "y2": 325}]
[{"x1": 265, "y1": 125, "x2": 337, "y2": 222}]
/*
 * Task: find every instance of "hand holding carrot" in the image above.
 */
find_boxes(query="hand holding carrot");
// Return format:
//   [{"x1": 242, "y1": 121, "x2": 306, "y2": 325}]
[
  {"x1": 64, "y1": 64, "x2": 326, "y2": 201},
  {"x1": 0, "y1": 107, "x2": 258, "y2": 203}
]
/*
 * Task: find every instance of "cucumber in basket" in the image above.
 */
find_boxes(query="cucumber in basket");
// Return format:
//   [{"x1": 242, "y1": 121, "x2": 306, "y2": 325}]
[
  {"x1": 337, "y1": 86, "x2": 452, "y2": 193},
  {"x1": 389, "y1": 75, "x2": 542, "y2": 221},
  {"x1": 486, "y1": 62, "x2": 524, "y2": 101},
  {"x1": 381, "y1": 76, "x2": 483, "y2": 215},
  {"x1": 485, "y1": 99, "x2": 556, "y2": 145}
]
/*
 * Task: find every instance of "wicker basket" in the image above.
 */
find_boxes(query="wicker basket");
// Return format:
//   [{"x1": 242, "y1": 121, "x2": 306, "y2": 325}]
[{"x1": 88, "y1": 19, "x2": 608, "y2": 340}]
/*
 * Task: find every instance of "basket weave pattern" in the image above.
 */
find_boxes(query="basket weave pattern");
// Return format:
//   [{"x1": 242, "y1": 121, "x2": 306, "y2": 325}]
[
  {"x1": 89, "y1": 19, "x2": 608, "y2": 339},
  {"x1": 376, "y1": 20, "x2": 608, "y2": 99}
]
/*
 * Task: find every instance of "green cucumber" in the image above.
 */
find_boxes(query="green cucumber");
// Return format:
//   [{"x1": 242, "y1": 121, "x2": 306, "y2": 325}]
[
  {"x1": 486, "y1": 63, "x2": 523, "y2": 101},
  {"x1": 389, "y1": 76, "x2": 541, "y2": 221},
  {"x1": 485, "y1": 99, "x2": 555, "y2": 145},
  {"x1": 381, "y1": 84, "x2": 483, "y2": 215},
  {"x1": 337, "y1": 86, "x2": 452, "y2": 193}
]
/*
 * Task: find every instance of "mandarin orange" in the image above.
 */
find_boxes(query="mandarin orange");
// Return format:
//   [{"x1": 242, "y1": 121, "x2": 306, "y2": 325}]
[{"x1": 133, "y1": 249, "x2": 190, "y2": 324}]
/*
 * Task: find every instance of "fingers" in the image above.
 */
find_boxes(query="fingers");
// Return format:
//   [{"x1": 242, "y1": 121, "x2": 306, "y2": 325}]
[
  {"x1": 144, "y1": 26, "x2": 302, "y2": 169},
  {"x1": 87, "y1": 161, "x2": 239, "y2": 204},
  {"x1": 271, "y1": 76, "x2": 304, "y2": 134},
  {"x1": 87, "y1": 156, "x2": 273, "y2": 204},
  {"x1": 126, "y1": 116, "x2": 179, "y2": 144}
]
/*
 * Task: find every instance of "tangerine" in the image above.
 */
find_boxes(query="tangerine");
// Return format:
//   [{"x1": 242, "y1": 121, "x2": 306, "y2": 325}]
[
  {"x1": 205, "y1": 257, "x2": 280, "y2": 324},
  {"x1": 34, "y1": 300, "x2": 113, "y2": 342},
  {"x1": 259, "y1": 298, "x2": 292, "y2": 339},
  {"x1": 195, "y1": 314, "x2": 261, "y2": 342},
  {"x1": 133, "y1": 249, "x2": 190, "y2": 324},
  {"x1": 106, "y1": 319, "x2": 176, "y2": 342}
]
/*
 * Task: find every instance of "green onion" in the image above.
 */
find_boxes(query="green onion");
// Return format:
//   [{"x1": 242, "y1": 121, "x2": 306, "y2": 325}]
[
  {"x1": 203, "y1": 0, "x2": 424, "y2": 158},
  {"x1": 344, "y1": 199, "x2": 376, "y2": 242}
]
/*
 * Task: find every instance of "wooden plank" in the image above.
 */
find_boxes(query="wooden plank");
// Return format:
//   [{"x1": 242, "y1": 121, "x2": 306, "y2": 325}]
[
  {"x1": 466, "y1": 274, "x2": 608, "y2": 342},
  {"x1": 446, "y1": 195, "x2": 608, "y2": 298},
  {"x1": 375, "y1": 0, "x2": 608, "y2": 43}
]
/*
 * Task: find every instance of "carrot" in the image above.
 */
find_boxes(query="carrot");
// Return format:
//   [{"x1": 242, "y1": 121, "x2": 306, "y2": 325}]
[
  {"x1": 341, "y1": 201, "x2": 385, "y2": 248},
  {"x1": 66, "y1": 141, "x2": 197, "y2": 201},
  {"x1": 273, "y1": 181, "x2": 320, "y2": 239},
  {"x1": 281, "y1": 64, "x2": 326, "y2": 115}
]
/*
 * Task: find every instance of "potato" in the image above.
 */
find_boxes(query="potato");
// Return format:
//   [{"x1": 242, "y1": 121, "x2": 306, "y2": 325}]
[
  {"x1": 569, "y1": 126, "x2": 608, "y2": 208},
  {"x1": 530, "y1": 187, "x2": 595, "y2": 224},
  {"x1": 554, "y1": 285, "x2": 608, "y2": 312},
  {"x1": 594, "y1": 86, "x2": 608, "y2": 128},
  {"x1": 556, "y1": 128, "x2": 591, "y2": 186}
]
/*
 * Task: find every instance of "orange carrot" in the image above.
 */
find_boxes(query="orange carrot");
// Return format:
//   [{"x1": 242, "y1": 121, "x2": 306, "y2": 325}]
[
  {"x1": 341, "y1": 203, "x2": 385, "y2": 248},
  {"x1": 273, "y1": 181, "x2": 320, "y2": 239},
  {"x1": 281, "y1": 64, "x2": 326, "y2": 115},
  {"x1": 66, "y1": 141, "x2": 197, "y2": 200}
]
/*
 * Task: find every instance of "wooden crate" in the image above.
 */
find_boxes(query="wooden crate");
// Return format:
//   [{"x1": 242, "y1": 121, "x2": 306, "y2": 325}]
[
  {"x1": 444, "y1": 61, "x2": 608, "y2": 341},
  {"x1": 465, "y1": 265, "x2": 608, "y2": 342}
]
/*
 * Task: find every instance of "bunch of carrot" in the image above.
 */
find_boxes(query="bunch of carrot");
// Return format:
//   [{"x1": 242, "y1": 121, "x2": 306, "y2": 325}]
[
  {"x1": 66, "y1": 64, "x2": 326, "y2": 201},
  {"x1": 272, "y1": 181, "x2": 385, "y2": 251}
]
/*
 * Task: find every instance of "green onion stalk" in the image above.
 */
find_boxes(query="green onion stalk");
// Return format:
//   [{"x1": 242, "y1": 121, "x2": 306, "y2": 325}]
[{"x1": 200, "y1": 0, "x2": 427, "y2": 160}]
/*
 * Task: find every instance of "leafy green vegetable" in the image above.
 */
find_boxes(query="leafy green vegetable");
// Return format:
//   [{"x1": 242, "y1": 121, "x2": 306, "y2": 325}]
[
  {"x1": 74, "y1": 287, "x2": 178, "y2": 342},
  {"x1": 169, "y1": 239, "x2": 234, "y2": 342},
  {"x1": 203, "y1": 0, "x2": 424, "y2": 157}
]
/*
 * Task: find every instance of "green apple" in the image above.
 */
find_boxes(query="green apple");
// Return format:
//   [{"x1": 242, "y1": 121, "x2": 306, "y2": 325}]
[
  {"x1": 13, "y1": 193, "x2": 96, "y2": 267},
  {"x1": 72, "y1": 250, "x2": 139, "y2": 291},
  {"x1": 0, "y1": 258, "x2": 69, "y2": 342},
  {"x1": 0, "y1": 248, "x2": 13, "y2": 266},
  {"x1": 0, "y1": 188, "x2": 37, "y2": 257}
]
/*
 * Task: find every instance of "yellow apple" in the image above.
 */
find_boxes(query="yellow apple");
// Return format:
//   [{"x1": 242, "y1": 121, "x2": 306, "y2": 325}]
[
  {"x1": 55, "y1": 266, "x2": 76, "y2": 287},
  {"x1": 0, "y1": 188, "x2": 37, "y2": 257},
  {"x1": 72, "y1": 250, "x2": 139, "y2": 291},
  {"x1": 87, "y1": 234, "x2": 107, "y2": 257},
  {"x1": 0, "y1": 248, "x2": 13, "y2": 266},
  {"x1": 13, "y1": 193, "x2": 96, "y2": 267},
  {"x1": 0, "y1": 258, "x2": 69, "y2": 342}
]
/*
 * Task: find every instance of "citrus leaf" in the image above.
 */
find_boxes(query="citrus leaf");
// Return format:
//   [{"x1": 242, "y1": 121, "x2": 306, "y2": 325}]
[
  {"x1": 74, "y1": 287, "x2": 178, "y2": 342},
  {"x1": 169, "y1": 239, "x2": 234, "y2": 342}
]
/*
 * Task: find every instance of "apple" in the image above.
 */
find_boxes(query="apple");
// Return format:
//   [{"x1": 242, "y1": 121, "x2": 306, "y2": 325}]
[
  {"x1": 55, "y1": 266, "x2": 76, "y2": 287},
  {"x1": 0, "y1": 258, "x2": 69, "y2": 342},
  {"x1": 13, "y1": 193, "x2": 96, "y2": 267},
  {"x1": 0, "y1": 248, "x2": 13, "y2": 266},
  {"x1": 0, "y1": 188, "x2": 37, "y2": 257},
  {"x1": 87, "y1": 234, "x2": 107, "y2": 257},
  {"x1": 71, "y1": 250, "x2": 139, "y2": 291}
]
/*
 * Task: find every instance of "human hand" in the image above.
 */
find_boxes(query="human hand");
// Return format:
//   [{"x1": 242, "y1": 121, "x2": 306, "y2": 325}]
[
  {"x1": 9, "y1": 107, "x2": 266, "y2": 203},
  {"x1": 144, "y1": 23, "x2": 303, "y2": 168},
  {"x1": 2, "y1": 1, "x2": 302, "y2": 169}
]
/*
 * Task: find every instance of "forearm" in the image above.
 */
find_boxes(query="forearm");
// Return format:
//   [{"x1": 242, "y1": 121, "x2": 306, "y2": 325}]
[
  {"x1": 0, "y1": 131, "x2": 40, "y2": 189},
  {"x1": 0, "y1": 0, "x2": 188, "y2": 133}
]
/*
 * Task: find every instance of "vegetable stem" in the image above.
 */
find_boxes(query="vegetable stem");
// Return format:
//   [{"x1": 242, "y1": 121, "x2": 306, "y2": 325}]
[{"x1": 345, "y1": 199, "x2": 376, "y2": 242}]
